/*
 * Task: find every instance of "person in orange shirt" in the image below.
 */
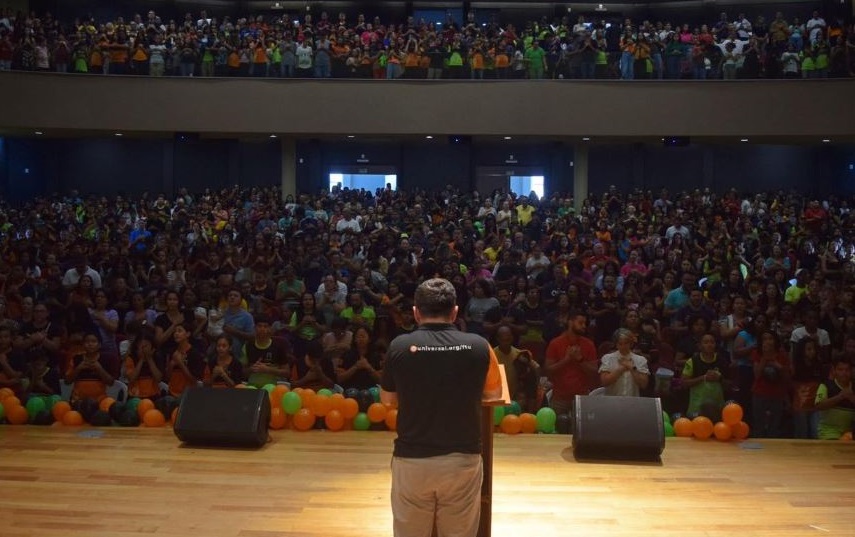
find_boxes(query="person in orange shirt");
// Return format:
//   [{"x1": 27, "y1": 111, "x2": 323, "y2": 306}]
[
  {"x1": 545, "y1": 311, "x2": 599, "y2": 415},
  {"x1": 65, "y1": 331, "x2": 116, "y2": 403},
  {"x1": 131, "y1": 41, "x2": 148, "y2": 75},
  {"x1": 125, "y1": 330, "x2": 163, "y2": 399},
  {"x1": 469, "y1": 43, "x2": 485, "y2": 79}
]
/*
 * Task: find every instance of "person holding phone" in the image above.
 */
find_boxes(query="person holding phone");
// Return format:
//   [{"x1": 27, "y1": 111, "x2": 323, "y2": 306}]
[{"x1": 493, "y1": 325, "x2": 540, "y2": 412}]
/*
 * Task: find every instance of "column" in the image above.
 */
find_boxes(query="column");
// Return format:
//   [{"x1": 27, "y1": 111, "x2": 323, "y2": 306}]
[
  {"x1": 573, "y1": 144, "x2": 588, "y2": 215},
  {"x1": 280, "y1": 137, "x2": 297, "y2": 201}
]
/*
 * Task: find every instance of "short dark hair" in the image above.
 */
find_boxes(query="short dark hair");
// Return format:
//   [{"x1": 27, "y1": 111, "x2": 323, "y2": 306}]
[{"x1": 414, "y1": 278, "x2": 457, "y2": 318}]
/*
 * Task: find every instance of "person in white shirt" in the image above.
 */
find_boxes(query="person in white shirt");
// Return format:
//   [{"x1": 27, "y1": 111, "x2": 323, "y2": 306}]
[
  {"x1": 335, "y1": 210, "x2": 362, "y2": 234},
  {"x1": 295, "y1": 40, "x2": 313, "y2": 76},
  {"x1": 781, "y1": 45, "x2": 800, "y2": 77},
  {"x1": 806, "y1": 11, "x2": 826, "y2": 45},
  {"x1": 665, "y1": 215, "x2": 691, "y2": 242},
  {"x1": 62, "y1": 258, "x2": 103, "y2": 290},
  {"x1": 599, "y1": 329, "x2": 650, "y2": 397},
  {"x1": 734, "y1": 13, "x2": 752, "y2": 40}
]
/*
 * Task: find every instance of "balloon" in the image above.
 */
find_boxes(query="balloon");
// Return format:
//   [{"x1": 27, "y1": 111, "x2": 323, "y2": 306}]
[
  {"x1": 493, "y1": 405, "x2": 505, "y2": 426},
  {"x1": 731, "y1": 421, "x2": 750, "y2": 440},
  {"x1": 691, "y1": 416, "x2": 714, "y2": 440},
  {"x1": 126, "y1": 398, "x2": 141, "y2": 413},
  {"x1": 662, "y1": 411, "x2": 671, "y2": 425},
  {"x1": 7, "y1": 404, "x2": 29, "y2": 425},
  {"x1": 344, "y1": 388, "x2": 359, "y2": 400},
  {"x1": 671, "y1": 412, "x2": 683, "y2": 423},
  {"x1": 329, "y1": 393, "x2": 345, "y2": 412},
  {"x1": 244, "y1": 385, "x2": 258, "y2": 390},
  {"x1": 713, "y1": 421, "x2": 732, "y2": 441},
  {"x1": 269, "y1": 407, "x2": 287, "y2": 430},
  {"x1": 673, "y1": 417, "x2": 693, "y2": 437},
  {"x1": 535, "y1": 407, "x2": 557, "y2": 433},
  {"x1": 298, "y1": 388, "x2": 315, "y2": 407},
  {"x1": 52, "y1": 401, "x2": 72, "y2": 422},
  {"x1": 32, "y1": 410, "x2": 54, "y2": 426},
  {"x1": 62, "y1": 410, "x2": 85, "y2": 426},
  {"x1": 293, "y1": 408, "x2": 316, "y2": 431},
  {"x1": 89, "y1": 410, "x2": 112, "y2": 427},
  {"x1": 368, "y1": 386, "x2": 381, "y2": 403},
  {"x1": 555, "y1": 413, "x2": 572, "y2": 435},
  {"x1": 500, "y1": 415, "x2": 522, "y2": 434},
  {"x1": 143, "y1": 409, "x2": 167, "y2": 427},
  {"x1": 310, "y1": 393, "x2": 332, "y2": 417},
  {"x1": 341, "y1": 398, "x2": 359, "y2": 419},
  {"x1": 0, "y1": 387, "x2": 13, "y2": 401},
  {"x1": 664, "y1": 422, "x2": 675, "y2": 437},
  {"x1": 317, "y1": 388, "x2": 333, "y2": 397},
  {"x1": 119, "y1": 409, "x2": 140, "y2": 427},
  {"x1": 108, "y1": 402, "x2": 126, "y2": 423},
  {"x1": 505, "y1": 401, "x2": 521, "y2": 416},
  {"x1": 353, "y1": 412, "x2": 371, "y2": 431},
  {"x1": 721, "y1": 403, "x2": 744, "y2": 426},
  {"x1": 357, "y1": 390, "x2": 374, "y2": 412},
  {"x1": 137, "y1": 399, "x2": 155, "y2": 419},
  {"x1": 325, "y1": 409, "x2": 345, "y2": 431},
  {"x1": 3, "y1": 395, "x2": 21, "y2": 408},
  {"x1": 367, "y1": 402, "x2": 387, "y2": 423},
  {"x1": 26, "y1": 396, "x2": 47, "y2": 417},
  {"x1": 49, "y1": 394, "x2": 62, "y2": 407},
  {"x1": 99, "y1": 397, "x2": 116, "y2": 412},
  {"x1": 519, "y1": 413, "x2": 537, "y2": 434},
  {"x1": 840, "y1": 431, "x2": 853, "y2": 441},
  {"x1": 271, "y1": 385, "x2": 289, "y2": 408},
  {"x1": 262, "y1": 384, "x2": 276, "y2": 393},
  {"x1": 384, "y1": 409, "x2": 398, "y2": 431},
  {"x1": 282, "y1": 391, "x2": 302, "y2": 415},
  {"x1": 0, "y1": 401, "x2": 5, "y2": 422}
]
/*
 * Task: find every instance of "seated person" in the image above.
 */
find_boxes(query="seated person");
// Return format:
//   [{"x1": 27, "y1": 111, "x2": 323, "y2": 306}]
[
  {"x1": 0, "y1": 325, "x2": 25, "y2": 396},
  {"x1": 207, "y1": 335, "x2": 243, "y2": 389},
  {"x1": 164, "y1": 322, "x2": 206, "y2": 397},
  {"x1": 65, "y1": 331, "x2": 116, "y2": 403},
  {"x1": 321, "y1": 317, "x2": 353, "y2": 365},
  {"x1": 814, "y1": 358, "x2": 855, "y2": 440},
  {"x1": 25, "y1": 349, "x2": 61, "y2": 398},
  {"x1": 340, "y1": 290, "x2": 376, "y2": 329},
  {"x1": 337, "y1": 325, "x2": 383, "y2": 391},
  {"x1": 493, "y1": 325, "x2": 539, "y2": 412},
  {"x1": 681, "y1": 332, "x2": 729, "y2": 421},
  {"x1": 291, "y1": 339, "x2": 337, "y2": 391},
  {"x1": 599, "y1": 328, "x2": 650, "y2": 397},
  {"x1": 125, "y1": 329, "x2": 163, "y2": 399},
  {"x1": 243, "y1": 315, "x2": 292, "y2": 387}
]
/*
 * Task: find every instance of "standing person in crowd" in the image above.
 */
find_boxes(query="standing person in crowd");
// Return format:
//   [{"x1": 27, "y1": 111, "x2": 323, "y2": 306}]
[
  {"x1": 814, "y1": 358, "x2": 854, "y2": 440},
  {"x1": 599, "y1": 328, "x2": 650, "y2": 397},
  {"x1": 381, "y1": 278, "x2": 502, "y2": 537},
  {"x1": 751, "y1": 330, "x2": 791, "y2": 438},
  {"x1": 545, "y1": 311, "x2": 598, "y2": 414}
]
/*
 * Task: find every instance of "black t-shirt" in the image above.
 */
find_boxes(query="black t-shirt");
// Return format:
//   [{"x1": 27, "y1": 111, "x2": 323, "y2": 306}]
[
  {"x1": 18, "y1": 320, "x2": 64, "y2": 365},
  {"x1": 382, "y1": 323, "x2": 491, "y2": 458},
  {"x1": 340, "y1": 348, "x2": 382, "y2": 390}
]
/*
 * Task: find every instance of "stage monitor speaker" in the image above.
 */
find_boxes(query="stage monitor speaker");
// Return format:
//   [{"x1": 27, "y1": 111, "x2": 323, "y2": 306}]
[
  {"x1": 174, "y1": 387, "x2": 271, "y2": 448},
  {"x1": 572, "y1": 395, "x2": 664, "y2": 462}
]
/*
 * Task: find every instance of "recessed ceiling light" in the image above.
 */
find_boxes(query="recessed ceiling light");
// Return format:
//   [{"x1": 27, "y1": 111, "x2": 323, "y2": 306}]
[
  {"x1": 269, "y1": 134, "x2": 277, "y2": 139},
  {"x1": 347, "y1": 135, "x2": 355, "y2": 139},
  {"x1": 115, "y1": 133, "x2": 123, "y2": 137},
  {"x1": 582, "y1": 137, "x2": 591, "y2": 141},
  {"x1": 740, "y1": 138, "x2": 748, "y2": 142},
  {"x1": 425, "y1": 135, "x2": 433, "y2": 139},
  {"x1": 34, "y1": 131, "x2": 43, "y2": 135},
  {"x1": 822, "y1": 139, "x2": 831, "y2": 143},
  {"x1": 503, "y1": 136, "x2": 512, "y2": 140}
]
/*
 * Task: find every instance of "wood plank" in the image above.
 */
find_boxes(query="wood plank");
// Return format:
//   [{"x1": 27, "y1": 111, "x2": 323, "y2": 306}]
[{"x1": 0, "y1": 428, "x2": 854, "y2": 537}]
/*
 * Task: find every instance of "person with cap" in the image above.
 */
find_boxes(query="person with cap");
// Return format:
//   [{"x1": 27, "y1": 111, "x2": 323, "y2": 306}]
[{"x1": 381, "y1": 278, "x2": 502, "y2": 537}]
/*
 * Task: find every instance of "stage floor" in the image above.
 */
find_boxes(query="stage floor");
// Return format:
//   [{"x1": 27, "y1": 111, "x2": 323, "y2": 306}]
[{"x1": 1, "y1": 427, "x2": 854, "y2": 537}]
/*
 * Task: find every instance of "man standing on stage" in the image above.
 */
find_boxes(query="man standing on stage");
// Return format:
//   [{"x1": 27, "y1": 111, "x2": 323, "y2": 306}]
[{"x1": 381, "y1": 278, "x2": 502, "y2": 537}]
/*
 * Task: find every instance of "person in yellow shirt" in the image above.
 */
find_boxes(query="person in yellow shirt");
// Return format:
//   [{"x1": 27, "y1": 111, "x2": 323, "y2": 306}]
[{"x1": 515, "y1": 197, "x2": 536, "y2": 227}]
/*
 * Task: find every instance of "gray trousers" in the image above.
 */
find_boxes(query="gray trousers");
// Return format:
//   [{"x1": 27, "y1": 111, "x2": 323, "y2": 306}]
[{"x1": 391, "y1": 453, "x2": 482, "y2": 537}]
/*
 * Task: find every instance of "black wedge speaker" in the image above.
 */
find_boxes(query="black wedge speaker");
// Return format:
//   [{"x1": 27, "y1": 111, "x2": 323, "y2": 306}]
[
  {"x1": 572, "y1": 395, "x2": 665, "y2": 461},
  {"x1": 174, "y1": 387, "x2": 271, "y2": 448}
]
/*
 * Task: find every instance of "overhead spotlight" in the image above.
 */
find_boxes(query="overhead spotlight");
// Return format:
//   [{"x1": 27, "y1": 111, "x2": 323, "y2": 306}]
[
  {"x1": 347, "y1": 135, "x2": 355, "y2": 139},
  {"x1": 34, "y1": 131, "x2": 43, "y2": 135},
  {"x1": 426, "y1": 135, "x2": 434, "y2": 139},
  {"x1": 269, "y1": 134, "x2": 278, "y2": 138},
  {"x1": 822, "y1": 139, "x2": 831, "y2": 143},
  {"x1": 115, "y1": 133, "x2": 123, "y2": 137},
  {"x1": 582, "y1": 137, "x2": 591, "y2": 141},
  {"x1": 504, "y1": 136, "x2": 512, "y2": 140},
  {"x1": 740, "y1": 138, "x2": 749, "y2": 142}
]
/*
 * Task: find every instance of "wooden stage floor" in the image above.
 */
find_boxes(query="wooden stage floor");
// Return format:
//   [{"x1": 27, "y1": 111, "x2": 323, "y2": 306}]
[{"x1": 1, "y1": 427, "x2": 854, "y2": 537}]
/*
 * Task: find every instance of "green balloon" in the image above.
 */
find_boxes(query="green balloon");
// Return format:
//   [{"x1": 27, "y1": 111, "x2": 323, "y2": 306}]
[
  {"x1": 353, "y1": 412, "x2": 371, "y2": 431},
  {"x1": 317, "y1": 388, "x2": 333, "y2": 397},
  {"x1": 26, "y1": 397, "x2": 47, "y2": 417},
  {"x1": 282, "y1": 392, "x2": 302, "y2": 415},
  {"x1": 0, "y1": 402, "x2": 5, "y2": 422},
  {"x1": 662, "y1": 411, "x2": 671, "y2": 425},
  {"x1": 262, "y1": 384, "x2": 276, "y2": 393},
  {"x1": 664, "y1": 422, "x2": 675, "y2": 437},
  {"x1": 49, "y1": 395, "x2": 62, "y2": 407},
  {"x1": 493, "y1": 405, "x2": 505, "y2": 426},
  {"x1": 535, "y1": 407, "x2": 557, "y2": 433},
  {"x1": 244, "y1": 385, "x2": 258, "y2": 390},
  {"x1": 369, "y1": 386, "x2": 380, "y2": 403},
  {"x1": 126, "y1": 398, "x2": 141, "y2": 412}
]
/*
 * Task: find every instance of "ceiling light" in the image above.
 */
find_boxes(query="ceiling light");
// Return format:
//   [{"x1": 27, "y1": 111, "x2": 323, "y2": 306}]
[
  {"x1": 822, "y1": 139, "x2": 831, "y2": 143},
  {"x1": 269, "y1": 134, "x2": 277, "y2": 139},
  {"x1": 347, "y1": 135, "x2": 355, "y2": 139},
  {"x1": 582, "y1": 137, "x2": 591, "y2": 141},
  {"x1": 740, "y1": 138, "x2": 748, "y2": 142},
  {"x1": 34, "y1": 131, "x2": 43, "y2": 135},
  {"x1": 504, "y1": 136, "x2": 512, "y2": 140},
  {"x1": 425, "y1": 135, "x2": 433, "y2": 139},
  {"x1": 115, "y1": 133, "x2": 123, "y2": 137}
]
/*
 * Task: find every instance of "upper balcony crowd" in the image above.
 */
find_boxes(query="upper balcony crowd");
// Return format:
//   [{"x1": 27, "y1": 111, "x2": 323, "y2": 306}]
[{"x1": 0, "y1": 6, "x2": 853, "y2": 80}]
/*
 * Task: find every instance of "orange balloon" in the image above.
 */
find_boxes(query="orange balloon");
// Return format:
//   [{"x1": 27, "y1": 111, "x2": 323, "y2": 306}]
[
  {"x1": 673, "y1": 417, "x2": 693, "y2": 437},
  {"x1": 3, "y1": 395, "x2": 21, "y2": 408},
  {"x1": 692, "y1": 416, "x2": 714, "y2": 440},
  {"x1": 62, "y1": 410, "x2": 84, "y2": 426},
  {"x1": 298, "y1": 389, "x2": 315, "y2": 407},
  {"x1": 731, "y1": 421, "x2": 750, "y2": 440},
  {"x1": 328, "y1": 393, "x2": 345, "y2": 412},
  {"x1": 367, "y1": 402, "x2": 388, "y2": 423},
  {"x1": 840, "y1": 431, "x2": 853, "y2": 441},
  {"x1": 713, "y1": 421, "x2": 733, "y2": 441},
  {"x1": 500, "y1": 414, "x2": 522, "y2": 435},
  {"x1": 519, "y1": 413, "x2": 538, "y2": 434},
  {"x1": 293, "y1": 408, "x2": 316, "y2": 431},
  {"x1": 384, "y1": 409, "x2": 398, "y2": 431},
  {"x1": 0, "y1": 387, "x2": 14, "y2": 401},
  {"x1": 143, "y1": 409, "x2": 166, "y2": 427},
  {"x1": 271, "y1": 385, "x2": 289, "y2": 408},
  {"x1": 311, "y1": 394, "x2": 333, "y2": 417},
  {"x1": 325, "y1": 409, "x2": 345, "y2": 431},
  {"x1": 7, "y1": 404, "x2": 29, "y2": 425},
  {"x1": 341, "y1": 398, "x2": 359, "y2": 419},
  {"x1": 269, "y1": 407, "x2": 287, "y2": 430},
  {"x1": 171, "y1": 407, "x2": 179, "y2": 424},
  {"x1": 721, "y1": 403, "x2": 744, "y2": 426},
  {"x1": 137, "y1": 399, "x2": 155, "y2": 419},
  {"x1": 99, "y1": 397, "x2": 116, "y2": 412},
  {"x1": 52, "y1": 401, "x2": 72, "y2": 422}
]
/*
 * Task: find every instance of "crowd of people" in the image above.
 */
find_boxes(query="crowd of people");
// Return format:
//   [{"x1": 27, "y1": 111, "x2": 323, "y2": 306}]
[
  {"x1": 0, "y1": 183, "x2": 854, "y2": 439},
  {"x1": 1, "y1": 6, "x2": 854, "y2": 79}
]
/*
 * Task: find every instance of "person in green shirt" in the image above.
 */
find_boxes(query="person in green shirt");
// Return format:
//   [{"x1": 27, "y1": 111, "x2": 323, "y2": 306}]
[
  {"x1": 814, "y1": 359, "x2": 855, "y2": 440},
  {"x1": 340, "y1": 290, "x2": 376, "y2": 330},
  {"x1": 681, "y1": 333, "x2": 728, "y2": 420},
  {"x1": 525, "y1": 41, "x2": 547, "y2": 79}
]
